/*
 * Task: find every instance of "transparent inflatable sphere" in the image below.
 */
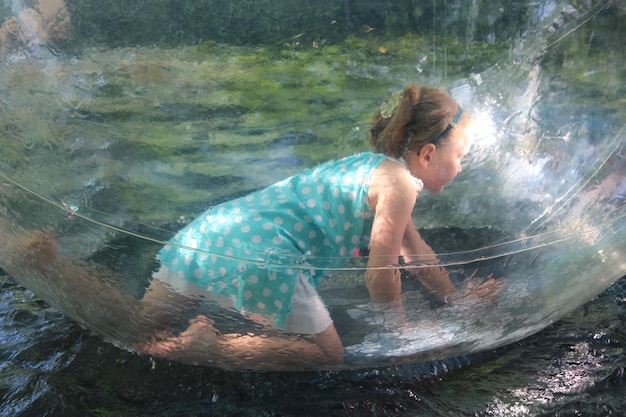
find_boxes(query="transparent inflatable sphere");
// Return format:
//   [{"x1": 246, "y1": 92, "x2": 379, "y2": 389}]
[{"x1": 0, "y1": 0, "x2": 623, "y2": 370}]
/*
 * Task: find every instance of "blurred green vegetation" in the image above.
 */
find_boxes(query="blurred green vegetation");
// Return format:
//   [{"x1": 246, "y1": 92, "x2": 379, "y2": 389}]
[{"x1": 0, "y1": 1, "x2": 623, "y2": 235}]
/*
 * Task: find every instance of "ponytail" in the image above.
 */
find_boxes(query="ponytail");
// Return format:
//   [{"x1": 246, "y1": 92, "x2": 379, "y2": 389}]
[{"x1": 370, "y1": 84, "x2": 459, "y2": 158}]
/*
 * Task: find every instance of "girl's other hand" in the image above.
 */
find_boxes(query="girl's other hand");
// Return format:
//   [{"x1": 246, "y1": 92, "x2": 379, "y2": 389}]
[{"x1": 448, "y1": 271, "x2": 508, "y2": 305}]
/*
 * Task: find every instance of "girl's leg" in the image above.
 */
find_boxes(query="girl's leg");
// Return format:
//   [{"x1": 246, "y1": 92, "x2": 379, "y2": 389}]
[
  {"x1": 311, "y1": 322, "x2": 344, "y2": 364},
  {"x1": 138, "y1": 314, "x2": 344, "y2": 370},
  {"x1": 284, "y1": 272, "x2": 345, "y2": 364},
  {"x1": 138, "y1": 272, "x2": 346, "y2": 370}
]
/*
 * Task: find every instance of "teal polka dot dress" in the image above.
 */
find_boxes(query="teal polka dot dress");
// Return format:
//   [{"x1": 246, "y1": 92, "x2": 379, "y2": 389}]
[{"x1": 157, "y1": 152, "x2": 389, "y2": 328}]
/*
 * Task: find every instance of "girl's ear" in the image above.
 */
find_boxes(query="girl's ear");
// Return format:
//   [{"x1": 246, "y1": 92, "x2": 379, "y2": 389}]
[{"x1": 417, "y1": 143, "x2": 436, "y2": 166}]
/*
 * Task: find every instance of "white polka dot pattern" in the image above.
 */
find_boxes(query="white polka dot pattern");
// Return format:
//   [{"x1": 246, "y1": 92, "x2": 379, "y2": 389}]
[{"x1": 157, "y1": 152, "x2": 389, "y2": 329}]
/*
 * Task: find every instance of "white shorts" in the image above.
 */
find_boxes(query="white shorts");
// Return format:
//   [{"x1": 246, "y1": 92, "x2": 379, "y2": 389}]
[
  {"x1": 153, "y1": 267, "x2": 332, "y2": 335},
  {"x1": 284, "y1": 273, "x2": 333, "y2": 335}
]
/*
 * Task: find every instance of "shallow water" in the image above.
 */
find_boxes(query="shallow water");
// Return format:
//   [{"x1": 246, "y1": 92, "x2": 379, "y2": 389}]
[{"x1": 1, "y1": 270, "x2": 625, "y2": 416}]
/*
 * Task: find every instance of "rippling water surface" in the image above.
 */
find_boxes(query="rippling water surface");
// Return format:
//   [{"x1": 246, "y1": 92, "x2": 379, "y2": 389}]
[{"x1": 1, "y1": 270, "x2": 624, "y2": 417}]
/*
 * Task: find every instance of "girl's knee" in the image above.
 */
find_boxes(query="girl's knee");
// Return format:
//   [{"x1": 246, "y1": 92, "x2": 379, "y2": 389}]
[{"x1": 314, "y1": 323, "x2": 345, "y2": 365}]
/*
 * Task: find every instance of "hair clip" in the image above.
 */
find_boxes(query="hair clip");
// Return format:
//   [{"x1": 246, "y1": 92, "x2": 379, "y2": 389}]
[{"x1": 380, "y1": 91, "x2": 403, "y2": 118}]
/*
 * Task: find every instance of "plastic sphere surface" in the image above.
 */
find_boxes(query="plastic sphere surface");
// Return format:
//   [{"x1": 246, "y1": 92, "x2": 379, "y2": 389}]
[{"x1": 0, "y1": 1, "x2": 624, "y2": 370}]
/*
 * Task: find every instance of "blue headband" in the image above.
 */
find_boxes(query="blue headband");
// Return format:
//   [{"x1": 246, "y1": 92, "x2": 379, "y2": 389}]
[{"x1": 432, "y1": 106, "x2": 463, "y2": 144}]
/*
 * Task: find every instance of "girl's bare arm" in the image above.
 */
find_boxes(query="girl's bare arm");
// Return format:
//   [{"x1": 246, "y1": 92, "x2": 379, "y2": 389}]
[
  {"x1": 400, "y1": 221, "x2": 458, "y2": 300},
  {"x1": 365, "y1": 162, "x2": 418, "y2": 301}
]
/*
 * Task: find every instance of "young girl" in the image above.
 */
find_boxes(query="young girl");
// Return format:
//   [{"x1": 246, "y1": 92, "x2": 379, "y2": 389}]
[{"x1": 138, "y1": 84, "x2": 498, "y2": 369}]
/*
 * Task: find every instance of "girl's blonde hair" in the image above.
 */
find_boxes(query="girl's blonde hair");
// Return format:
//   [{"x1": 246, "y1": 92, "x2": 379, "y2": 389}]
[{"x1": 370, "y1": 84, "x2": 460, "y2": 158}]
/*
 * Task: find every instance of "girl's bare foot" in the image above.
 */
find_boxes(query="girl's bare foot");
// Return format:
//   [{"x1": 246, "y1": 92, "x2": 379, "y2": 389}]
[{"x1": 135, "y1": 315, "x2": 220, "y2": 363}]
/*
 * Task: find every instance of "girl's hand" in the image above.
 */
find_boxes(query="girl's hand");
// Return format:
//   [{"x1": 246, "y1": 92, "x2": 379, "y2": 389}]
[{"x1": 447, "y1": 271, "x2": 508, "y2": 305}]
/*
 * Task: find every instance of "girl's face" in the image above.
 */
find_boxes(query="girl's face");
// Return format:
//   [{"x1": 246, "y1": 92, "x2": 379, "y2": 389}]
[{"x1": 409, "y1": 114, "x2": 472, "y2": 194}]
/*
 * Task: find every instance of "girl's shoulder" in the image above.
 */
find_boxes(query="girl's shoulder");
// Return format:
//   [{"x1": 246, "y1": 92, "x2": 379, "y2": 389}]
[
  {"x1": 334, "y1": 151, "x2": 389, "y2": 174},
  {"x1": 342, "y1": 151, "x2": 388, "y2": 165},
  {"x1": 369, "y1": 159, "x2": 423, "y2": 206},
  {"x1": 303, "y1": 152, "x2": 387, "y2": 179},
  {"x1": 371, "y1": 159, "x2": 416, "y2": 188}
]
